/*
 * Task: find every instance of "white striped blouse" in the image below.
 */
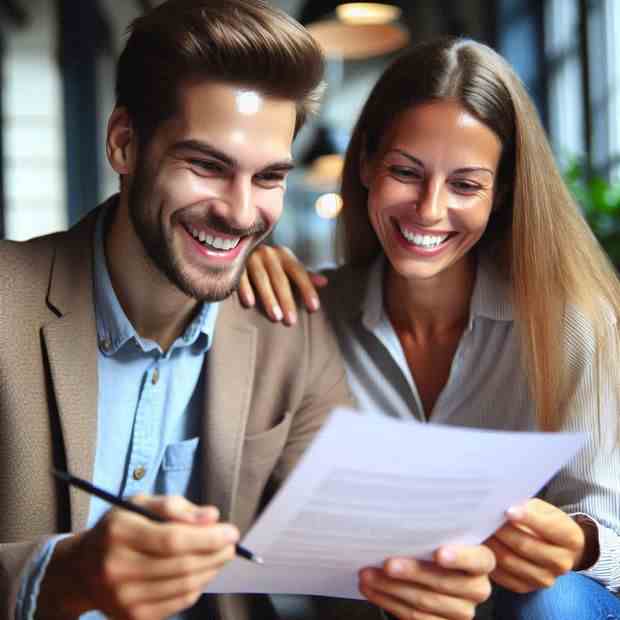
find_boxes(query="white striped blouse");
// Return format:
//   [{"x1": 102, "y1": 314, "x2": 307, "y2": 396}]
[{"x1": 319, "y1": 253, "x2": 620, "y2": 592}]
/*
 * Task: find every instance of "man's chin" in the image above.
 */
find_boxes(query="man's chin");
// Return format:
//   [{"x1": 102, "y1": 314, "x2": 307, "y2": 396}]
[{"x1": 176, "y1": 268, "x2": 243, "y2": 303}]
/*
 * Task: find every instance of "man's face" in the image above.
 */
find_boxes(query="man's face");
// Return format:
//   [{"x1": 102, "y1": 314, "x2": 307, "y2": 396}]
[{"x1": 127, "y1": 81, "x2": 297, "y2": 301}]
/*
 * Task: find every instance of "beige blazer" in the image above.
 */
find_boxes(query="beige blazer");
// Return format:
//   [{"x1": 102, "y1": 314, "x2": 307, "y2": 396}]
[{"x1": 0, "y1": 204, "x2": 353, "y2": 619}]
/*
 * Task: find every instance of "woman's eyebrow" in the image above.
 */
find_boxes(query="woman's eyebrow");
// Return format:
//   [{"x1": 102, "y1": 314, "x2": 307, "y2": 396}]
[{"x1": 388, "y1": 149, "x2": 494, "y2": 177}]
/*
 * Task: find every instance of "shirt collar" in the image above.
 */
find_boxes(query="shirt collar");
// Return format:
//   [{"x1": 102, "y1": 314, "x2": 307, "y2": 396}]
[
  {"x1": 361, "y1": 255, "x2": 388, "y2": 332},
  {"x1": 361, "y1": 251, "x2": 514, "y2": 333},
  {"x1": 93, "y1": 202, "x2": 219, "y2": 356}
]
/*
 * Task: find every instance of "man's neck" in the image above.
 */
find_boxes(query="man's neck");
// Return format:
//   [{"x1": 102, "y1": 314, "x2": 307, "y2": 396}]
[{"x1": 104, "y1": 197, "x2": 199, "y2": 352}]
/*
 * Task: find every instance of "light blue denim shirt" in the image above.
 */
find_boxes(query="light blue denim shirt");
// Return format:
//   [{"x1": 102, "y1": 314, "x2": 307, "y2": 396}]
[{"x1": 17, "y1": 206, "x2": 219, "y2": 619}]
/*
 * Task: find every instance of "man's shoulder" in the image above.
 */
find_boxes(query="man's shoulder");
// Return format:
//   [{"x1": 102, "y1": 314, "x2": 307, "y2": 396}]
[
  {"x1": 220, "y1": 291, "x2": 338, "y2": 348},
  {"x1": 0, "y1": 232, "x2": 62, "y2": 294}
]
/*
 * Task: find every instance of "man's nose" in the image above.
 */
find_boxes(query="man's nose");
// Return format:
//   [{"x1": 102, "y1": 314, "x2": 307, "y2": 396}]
[{"x1": 215, "y1": 176, "x2": 256, "y2": 230}]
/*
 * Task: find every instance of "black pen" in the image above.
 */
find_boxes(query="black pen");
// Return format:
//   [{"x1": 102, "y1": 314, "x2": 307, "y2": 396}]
[{"x1": 51, "y1": 469, "x2": 263, "y2": 564}]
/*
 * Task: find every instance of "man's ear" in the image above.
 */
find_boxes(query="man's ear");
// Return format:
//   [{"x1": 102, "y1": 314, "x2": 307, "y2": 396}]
[{"x1": 107, "y1": 107, "x2": 137, "y2": 175}]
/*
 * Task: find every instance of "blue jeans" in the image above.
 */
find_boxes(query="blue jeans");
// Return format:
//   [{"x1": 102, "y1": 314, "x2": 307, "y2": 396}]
[{"x1": 492, "y1": 572, "x2": 620, "y2": 620}]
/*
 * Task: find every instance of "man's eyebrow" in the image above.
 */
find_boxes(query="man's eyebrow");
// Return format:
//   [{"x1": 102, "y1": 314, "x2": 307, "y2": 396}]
[
  {"x1": 171, "y1": 139, "x2": 295, "y2": 171},
  {"x1": 388, "y1": 149, "x2": 495, "y2": 177}
]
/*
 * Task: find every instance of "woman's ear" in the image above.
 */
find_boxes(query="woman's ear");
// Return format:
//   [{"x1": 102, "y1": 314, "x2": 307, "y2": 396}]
[{"x1": 106, "y1": 107, "x2": 136, "y2": 175}]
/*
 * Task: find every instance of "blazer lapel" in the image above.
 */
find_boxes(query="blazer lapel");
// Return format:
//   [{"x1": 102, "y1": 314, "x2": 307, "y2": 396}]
[
  {"x1": 201, "y1": 297, "x2": 256, "y2": 522},
  {"x1": 42, "y1": 211, "x2": 101, "y2": 530}
]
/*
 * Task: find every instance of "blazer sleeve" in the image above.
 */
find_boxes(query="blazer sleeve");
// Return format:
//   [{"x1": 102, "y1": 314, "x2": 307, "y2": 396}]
[
  {"x1": 0, "y1": 539, "x2": 53, "y2": 619},
  {"x1": 270, "y1": 301, "x2": 355, "y2": 489}
]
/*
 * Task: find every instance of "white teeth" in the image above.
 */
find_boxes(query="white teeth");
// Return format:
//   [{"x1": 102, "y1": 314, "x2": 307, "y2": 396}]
[
  {"x1": 188, "y1": 226, "x2": 240, "y2": 251},
  {"x1": 398, "y1": 224, "x2": 449, "y2": 248}
]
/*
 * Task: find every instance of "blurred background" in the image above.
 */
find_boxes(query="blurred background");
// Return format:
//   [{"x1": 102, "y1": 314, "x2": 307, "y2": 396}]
[{"x1": 1, "y1": 0, "x2": 619, "y2": 267}]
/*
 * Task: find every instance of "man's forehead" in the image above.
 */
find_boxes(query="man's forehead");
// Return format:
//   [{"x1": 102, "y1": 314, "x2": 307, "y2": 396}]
[{"x1": 167, "y1": 80, "x2": 297, "y2": 167}]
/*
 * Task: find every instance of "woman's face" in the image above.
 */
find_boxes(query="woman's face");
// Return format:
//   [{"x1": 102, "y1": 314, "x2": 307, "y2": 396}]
[{"x1": 364, "y1": 100, "x2": 502, "y2": 283}]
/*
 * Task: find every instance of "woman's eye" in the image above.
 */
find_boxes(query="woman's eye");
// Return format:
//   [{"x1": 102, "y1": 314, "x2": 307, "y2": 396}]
[
  {"x1": 389, "y1": 166, "x2": 422, "y2": 181},
  {"x1": 451, "y1": 180, "x2": 481, "y2": 194}
]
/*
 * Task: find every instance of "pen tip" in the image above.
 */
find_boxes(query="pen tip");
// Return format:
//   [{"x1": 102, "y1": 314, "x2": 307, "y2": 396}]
[{"x1": 254, "y1": 555, "x2": 265, "y2": 565}]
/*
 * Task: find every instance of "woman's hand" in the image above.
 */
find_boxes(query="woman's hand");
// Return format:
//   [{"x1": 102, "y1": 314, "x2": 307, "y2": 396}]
[
  {"x1": 239, "y1": 245, "x2": 328, "y2": 325},
  {"x1": 359, "y1": 544, "x2": 495, "y2": 620},
  {"x1": 485, "y1": 498, "x2": 589, "y2": 593}
]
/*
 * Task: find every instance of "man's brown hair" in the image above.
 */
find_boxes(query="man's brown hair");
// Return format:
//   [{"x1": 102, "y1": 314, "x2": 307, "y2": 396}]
[{"x1": 116, "y1": 0, "x2": 324, "y2": 144}]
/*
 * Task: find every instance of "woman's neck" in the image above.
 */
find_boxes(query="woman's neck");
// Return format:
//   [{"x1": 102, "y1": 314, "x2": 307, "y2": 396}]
[{"x1": 384, "y1": 255, "x2": 477, "y2": 339}]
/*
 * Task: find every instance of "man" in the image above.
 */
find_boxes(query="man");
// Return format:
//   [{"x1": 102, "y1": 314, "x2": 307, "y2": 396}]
[
  {"x1": 0, "y1": 1, "x2": 494, "y2": 619},
  {"x1": 1, "y1": 2, "x2": 342, "y2": 618}
]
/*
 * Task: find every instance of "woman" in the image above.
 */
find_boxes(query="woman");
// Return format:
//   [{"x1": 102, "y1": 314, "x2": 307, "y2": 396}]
[{"x1": 239, "y1": 37, "x2": 620, "y2": 620}]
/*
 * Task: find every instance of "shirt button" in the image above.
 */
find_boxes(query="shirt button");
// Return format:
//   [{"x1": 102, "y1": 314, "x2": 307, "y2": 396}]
[
  {"x1": 152, "y1": 368, "x2": 160, "y2": 385},
  {"x1": 133, "y1": 466, "x2": 146, "y2": 481},
  {"x1": 99, "y1": 338, "x2": 112, "y2": 352}
]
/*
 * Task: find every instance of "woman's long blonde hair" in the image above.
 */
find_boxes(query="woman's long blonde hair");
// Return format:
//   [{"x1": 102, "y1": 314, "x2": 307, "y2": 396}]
[{"x1": 339, "y1": 37, "x2": 620, "y2": 432}]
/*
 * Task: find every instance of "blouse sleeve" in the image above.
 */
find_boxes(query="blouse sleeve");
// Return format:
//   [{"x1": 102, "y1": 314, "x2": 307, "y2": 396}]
[{"x1": 541, "y1": 307, "x2": 620, "y2": 591}]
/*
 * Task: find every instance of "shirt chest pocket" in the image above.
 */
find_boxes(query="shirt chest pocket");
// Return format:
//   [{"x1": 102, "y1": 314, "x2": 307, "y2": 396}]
[{"x1": 156, "y1": 436, "x2": 200, "y2": 498}]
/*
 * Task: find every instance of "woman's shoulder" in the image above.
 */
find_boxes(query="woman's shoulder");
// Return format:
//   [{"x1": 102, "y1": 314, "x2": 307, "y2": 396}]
[
  {"x1": 562, "y1": 301, "x2": 618, "y2": 369},
  {"x1": 318, "y1": 263, "x2": 371, "y2": 317}
]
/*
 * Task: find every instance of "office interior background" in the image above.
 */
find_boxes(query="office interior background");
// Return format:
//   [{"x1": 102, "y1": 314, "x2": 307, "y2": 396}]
[{"x1": 0, "y1": 0, "x2": 619, "y2": 268}]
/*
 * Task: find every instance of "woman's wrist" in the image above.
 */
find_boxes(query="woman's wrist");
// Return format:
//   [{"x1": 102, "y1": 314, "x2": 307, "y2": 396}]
[{"x1": 572, "y1": 514, "x2": 600, "y2": 571}]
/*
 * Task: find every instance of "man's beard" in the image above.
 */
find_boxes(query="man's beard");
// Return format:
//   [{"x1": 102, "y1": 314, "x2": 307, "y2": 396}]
[{"x1": 127, "y1": 162, "x2": 268, "y2": 302}]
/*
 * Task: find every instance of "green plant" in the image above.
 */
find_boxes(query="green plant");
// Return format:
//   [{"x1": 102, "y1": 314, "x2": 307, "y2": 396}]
[{"x1": 564, "y1": 160, "x2": 620, "y2": 265}]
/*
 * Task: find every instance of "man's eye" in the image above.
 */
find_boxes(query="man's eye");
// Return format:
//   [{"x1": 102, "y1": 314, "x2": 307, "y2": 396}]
[
  {"x1": 190, "y1": 160, "x2": 225, "y2": 174},
  {"x1": 256, "y1": 172, "x2": 287, "y2": 186}
]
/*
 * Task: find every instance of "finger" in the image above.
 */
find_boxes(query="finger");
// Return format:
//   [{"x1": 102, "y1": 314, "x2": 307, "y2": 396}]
[
  {"x1": 238, "y1": 270, "x2": 256, "y2": 307},
  {"x1": 435, "y1": 545, "x2": 496, "y2": 576},
  {"x1": 379, "y1": 558, "x2": 491, "y2": 604},
  {"x1": 277, "y1": 247, "x2": 322, "y2": 312},
  {"x1": 506, "y1": 499, "x2": 584, "y2": 551},
  {"x1": 485, "y1": 535, "x2": 556, "y2": 590},
  {"x1": 131, "y1": 495, "x2": 220, "y2": 525},
  {"x1": 494, "y1": 522, "x2": 575, "y2": 575},
  {"x1": 246, "y1": 251, "x2": 284, "y2": 322},
  {"x1": 261, "y1": 247, "x2": 300, "y2": 325},
  {"x1": 360, "y1": 576, "x2": 476, "y2": 620},
  {"x1": 103, "y1": 513, "x2": 239, "y2": 557},
  {"x1": 309, "y1": 272, "x2": 329, "y2": 288},
  {"x1": 103, "y1": 545, "x2": 235, "y2": 582},
  {"x1": 490, "y1": 566, "x2": 538, "y2": 594}
]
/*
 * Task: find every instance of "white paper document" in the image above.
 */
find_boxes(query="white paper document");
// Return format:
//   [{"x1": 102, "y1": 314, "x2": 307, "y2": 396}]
[{"x1": 207, "y1": 408, "x2": 585, "y2": 599}]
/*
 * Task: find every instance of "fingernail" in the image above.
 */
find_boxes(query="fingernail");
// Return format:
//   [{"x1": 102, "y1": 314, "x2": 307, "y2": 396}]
[
  {"x1": 309, "y1": 297, "x2": 320, "y2": 311},
  {"x1": 387, "y1": 559, "x2": 405, "y2": 575},
  {"x1": 286, "y1": 311, "x2": 297, "y2": 325},
  {"x1": 439, "y1": 548, "x2": 457, "y2": 564},
  {"x1": 243, "y1": 291, "x2": 255, "y2": 306},
  {"x1": 359, "y1": 568, "x2": 375, "y2": 584},
  {"x1": 507, "y1": 505, "x2": 525, "y2": 519},
  {"x1": 223, "y1": 525, "x2": 239, "y2": 543},
  {"x1": 272, "y1": 305, "x2": 283, "y2": 321}
]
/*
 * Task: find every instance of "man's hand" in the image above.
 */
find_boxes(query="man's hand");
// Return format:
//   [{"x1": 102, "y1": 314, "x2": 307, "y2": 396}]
[
  {"x1": 485, "y1": 498, "x2": 587, "y2": 593},
  {"x1": 36, "y1": 495, "x2": 238, "y2": 620},
  {"x1": 358, "y1": 544, "x2": 495, "y2": 620}
]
